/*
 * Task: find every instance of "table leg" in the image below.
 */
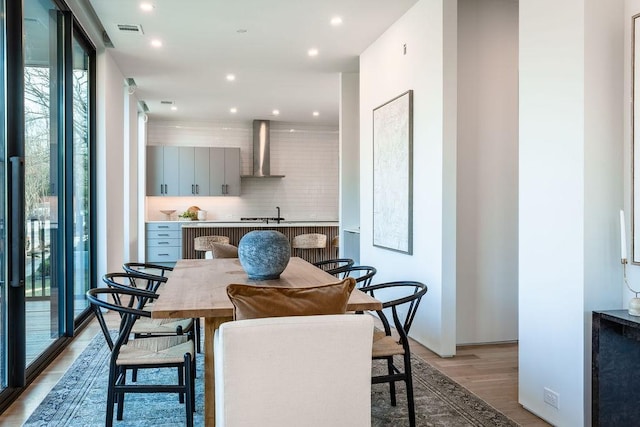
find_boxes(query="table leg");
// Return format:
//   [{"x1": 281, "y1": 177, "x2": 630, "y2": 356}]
[{"x1": 204, "y1": 316, "x2": 233, "y2": 427}]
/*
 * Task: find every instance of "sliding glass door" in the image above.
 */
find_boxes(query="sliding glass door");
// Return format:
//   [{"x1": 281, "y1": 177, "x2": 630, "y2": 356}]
[
  {"x1": 0, "y1": 0, "x2": 95, "y2": 411},
  {"x1": 23, "y1": 0, "x2": 62, "y2": 364},
  {"x1": 71, "y1": 35, "x2": 91, "y2": 318},
  {"x1": 0, "y1": 0, "x2": 7, "y2": 394}
]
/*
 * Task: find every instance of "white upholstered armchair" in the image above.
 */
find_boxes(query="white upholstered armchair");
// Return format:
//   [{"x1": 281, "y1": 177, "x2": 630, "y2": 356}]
[{"x1": 214, "y1": 314, "x2": 374, "y2": 427}]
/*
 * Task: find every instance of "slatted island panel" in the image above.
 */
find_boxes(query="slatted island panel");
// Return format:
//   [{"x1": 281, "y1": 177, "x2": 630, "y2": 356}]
[{"x1": 181, "y1": 223, "x2": 339, "y2": 264}]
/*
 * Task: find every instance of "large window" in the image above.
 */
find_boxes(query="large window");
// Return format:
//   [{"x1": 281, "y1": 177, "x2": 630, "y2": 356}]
[
  {"x1": 71, "y1": 35, "x2": 90, "y2": 318},
  {"x1": 0, "y1": 0, "x2": 6, "y2": 394},
  {"x1": 0, "y1": 0, "x2": 95, "y2": 411},
  {"x1": 23, "y1": 0, "x2": 61, "y2": 364}
]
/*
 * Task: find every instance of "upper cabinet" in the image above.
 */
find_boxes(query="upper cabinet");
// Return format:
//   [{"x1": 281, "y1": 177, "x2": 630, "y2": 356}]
[
  {"x1": 209, "y1": 147, "x2": 240, "y2": 196},
  {"x1": 178, "y1": 147, "x2": 210, "y2": 196},
  {"x1": 147, "y1": 146, "x2": 180, "y2": 196},
  {"x1": 147, "y1": 146, "x2": 240, "y2": 197}
]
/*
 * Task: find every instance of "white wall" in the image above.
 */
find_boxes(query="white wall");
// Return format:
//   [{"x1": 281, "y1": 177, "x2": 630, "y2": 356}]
[
  {"x1": 95, "y1": 50, "x2": 127, "y2": 279},
  {"x1": 624, "y1": 0, "x2": 640, "y2": 311},
  {"x1": 457, "y1": 0, "x2": 519, "y2": 344},
  {"x1": 360, "y1": 0, "x2": 458, "y2": 356},
  {"x1": 145, "y1": 120, "x2": 338, "y2": 222},
  {"x1": 123, "y1": 87, "x2": 140, "y2": 262},
  {"x1": 584, "y1": 1, "x2": 625, "y2": 423},
  {"x1": 339, "y1": 73, "x2": 360, "y2": 260},
  {"x1": 519, "y1": 0, "x2": 623, "y2": 425}
]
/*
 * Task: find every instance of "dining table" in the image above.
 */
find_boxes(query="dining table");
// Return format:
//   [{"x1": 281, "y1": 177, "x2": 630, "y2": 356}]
[{"x1": 150, "y1": 256, "x2": 382, "y2": 427}]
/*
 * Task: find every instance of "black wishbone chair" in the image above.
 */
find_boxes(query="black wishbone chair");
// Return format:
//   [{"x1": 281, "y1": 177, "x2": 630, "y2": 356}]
[
  {"x1": 343, "y1": 265, "x2": 377, "y2": 288},
  {"x1": 123, "y1": 261, "x2": 174, "y2": 278},
  {"x1": 312, "y1": 258, "x2": 354, "y2": 278},
  {"x1": 86, "y1": 287, "x2": 195, "y2": 427},
  {"x1": 103, "y1": 272, "x2": 197, "y2": 385},
  {"x1": 360, "y1": 281, "x2": 428, "y2": 427},
  {"x1": 102, "y1": 272, "x2": 195, "y2": 340},
  {"x1": 122, "y1": 263, "x2": 202, "y2": 354}
]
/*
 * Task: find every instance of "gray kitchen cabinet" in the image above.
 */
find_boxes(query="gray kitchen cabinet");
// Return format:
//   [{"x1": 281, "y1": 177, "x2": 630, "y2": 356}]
[
  {"x1": 209, "y1": 147, "x2": 240, "y2": 196},
  {"x1": 146, "y1": 146, "x2": 180, "y2": 196},
  {"x1": 146, "y1": 222, "x2": 182, "y2": 266},
  {"x1": 178, "y1": 147, "x2": 210, "y2": 196}
]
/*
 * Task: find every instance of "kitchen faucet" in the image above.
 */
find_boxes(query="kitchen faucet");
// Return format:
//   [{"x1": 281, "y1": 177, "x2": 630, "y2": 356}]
[{"x1": 276, "y1": 206, "x2": 281, "y2": 224}]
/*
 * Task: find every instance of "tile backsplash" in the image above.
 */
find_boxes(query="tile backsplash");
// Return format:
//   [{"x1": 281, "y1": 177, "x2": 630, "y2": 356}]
[{"x1": 146, "y1": 120, "x2": 338, "y2": 221}]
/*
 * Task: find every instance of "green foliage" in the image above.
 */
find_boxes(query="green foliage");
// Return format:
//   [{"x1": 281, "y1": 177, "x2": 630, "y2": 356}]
[{"x1": 179, "y1": 211, "x2": 197, "y2": 220}]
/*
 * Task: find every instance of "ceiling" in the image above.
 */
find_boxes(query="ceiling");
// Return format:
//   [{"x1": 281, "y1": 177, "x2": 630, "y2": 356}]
[{"x1": 87, "y1": 0, "x2": 418, "y2": 125}]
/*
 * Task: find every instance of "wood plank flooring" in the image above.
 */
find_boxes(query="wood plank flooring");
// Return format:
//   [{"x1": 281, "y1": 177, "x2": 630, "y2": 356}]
[
  {"x1": 0, "y1": 314, "x2": 550, "y2": 426},
  {"x1": 411, "y1": 340, "x2": 550, "y2": 426}
]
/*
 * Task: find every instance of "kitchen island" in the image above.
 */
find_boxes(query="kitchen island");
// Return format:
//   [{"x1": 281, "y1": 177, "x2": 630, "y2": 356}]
[{"x1": 179, "y1": 221, "x2": 339, "y2": 264}]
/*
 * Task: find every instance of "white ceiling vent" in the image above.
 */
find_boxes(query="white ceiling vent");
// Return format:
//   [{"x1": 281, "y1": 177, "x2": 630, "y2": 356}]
[
  {"x1": 160, "y1": 100, "x2": 175, "y2": 105},
  {"x1": 117, "y1": 24, "x2": 144, "y2": 34}
]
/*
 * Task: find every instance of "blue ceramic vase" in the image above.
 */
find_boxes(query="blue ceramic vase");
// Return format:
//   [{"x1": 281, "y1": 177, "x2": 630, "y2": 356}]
[{"x1": 238, "y1": 230, "x2": 291, "y2": 280}]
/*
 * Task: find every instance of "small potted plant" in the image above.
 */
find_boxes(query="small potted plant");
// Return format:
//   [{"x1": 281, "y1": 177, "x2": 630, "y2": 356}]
[
  {"x1": 179, "y1": 206, "x2": 200, "y2": 221},
  {"x1": 179, "y1": 211, "x2": 197, "y2": 221}
]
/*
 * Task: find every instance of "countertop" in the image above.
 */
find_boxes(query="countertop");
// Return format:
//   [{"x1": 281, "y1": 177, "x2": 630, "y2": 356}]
[{"x1": 147, "y1": 220, "x2": 339, "y2": 228}]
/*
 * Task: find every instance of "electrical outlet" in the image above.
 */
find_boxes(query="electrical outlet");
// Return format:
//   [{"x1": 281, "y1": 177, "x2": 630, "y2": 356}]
[{"x1": 543, "y1": 387, "x2": 559, "y2": 409}]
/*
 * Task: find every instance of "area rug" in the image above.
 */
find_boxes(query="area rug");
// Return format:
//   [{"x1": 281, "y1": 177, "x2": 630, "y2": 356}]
[{"x1": 24, "y1": 332, "x2": 517, "y2": 427}]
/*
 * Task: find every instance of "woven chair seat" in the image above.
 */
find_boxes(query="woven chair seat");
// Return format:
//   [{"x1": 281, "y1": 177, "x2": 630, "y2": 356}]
[
  {"x1": 117, "y1": 335, "x2": 194, "y2": 366},
  {"x1": 372, "y1": 328, "x2": 404, "y2": 357},
  {"x1": 292, "y1": 233, "x2": 327, "y2": 249},
  {"x1": 194, "y1": 235, "x2": 230, "y2": 251},
  {"x1": 131, "y1": 317, "x2": 193, "y2": 335}
]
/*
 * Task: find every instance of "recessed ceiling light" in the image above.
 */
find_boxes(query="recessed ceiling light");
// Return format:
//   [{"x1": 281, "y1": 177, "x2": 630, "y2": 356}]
[
  {"x1": 330, "y1": 16, "x2": 342, "y2": 26},
  {"x1": 289, "y1": 129, "x2": 295, "y2": 133},
  {"x1": 140, "y1": 3, "x2": 154, "y2": 12},
  {"x1": 171, "y1": 105, "x2": 177, "y2": 111},
  {"x1": 151, "y1": 39, "x2": 162, "y2": 48},
  {"x1": 226, "y1": 74, "x2": 236, "y2": 82},
  {"x1": 230, "y1": 107, "x2": 237, "y2": 113},
  {"x1": 313, "y1": 111, "x2": 319, "y2": 117},
  {"x1": 272, "y1": 109, "x2": 280, "y2": 116},
  {"x1": 307, "y1": 48, "x2": 319, "y2": 57}
]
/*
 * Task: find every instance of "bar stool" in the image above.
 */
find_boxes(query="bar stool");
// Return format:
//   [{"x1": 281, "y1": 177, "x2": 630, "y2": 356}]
[
  {"x1": 331, "y1": 235, "x2": 339, "y2": 257},
  {"x1": 292, "y1": 233, "x2": 327, "y2": 263},
  {"x1": 194, "y1": 235, "x2": 230, "y2": 259}
]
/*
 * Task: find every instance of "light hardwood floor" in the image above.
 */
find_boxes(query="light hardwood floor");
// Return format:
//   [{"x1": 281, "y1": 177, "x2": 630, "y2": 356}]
[
  {"x1": 0, "y1": 316, "x2": 549, "y2": 426},
  {"x1": 411, "y1": 340, "x2": 550, "y2": 426}
]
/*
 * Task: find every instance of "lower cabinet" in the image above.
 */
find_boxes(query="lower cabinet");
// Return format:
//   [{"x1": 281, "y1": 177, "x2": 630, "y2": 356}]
[
  {"x1": 146, "y1": 222, "x2": 182, "y2": 266},
  {"x1": 592, "y1": 310, "x2": 640, "y2": 426}
]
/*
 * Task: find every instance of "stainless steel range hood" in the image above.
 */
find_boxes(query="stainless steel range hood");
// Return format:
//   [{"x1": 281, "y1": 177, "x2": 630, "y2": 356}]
[{"x1": 241, "y1": 120, "x2": 285, "y2": 178}]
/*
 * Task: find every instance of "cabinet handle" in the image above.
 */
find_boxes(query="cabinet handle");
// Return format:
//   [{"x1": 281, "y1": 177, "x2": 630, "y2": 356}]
[
  {"x1": 160, "y1": 184, "x2": 164, "y2": 194},
  {"x1": 192, "y1": 184, "x2": 195, "y2": 194},
  {"x1": 157, "y1": 233, "x2": 169, "y2": 236},
  {"x1": 221, "y1": 184, "x2": 225, "y2": 194},
  {"x1": 158, "y1": 226, "x2": 169, "y2": 229},
  {"x1": 196, "y1": 184, "x2": 199, "y2": 194},
  {"x1": 158, "y1": 253, "x2": 169, "y2": 256},
  {"x1": 164, "y1": 184, "x2": 168, "y2": 194},
  {"x1": 226, "y1": 184, "x2": 229, "y2": 194},
  {"x1": 158, "y1": 242, "x2": 170, "y2": 245}
]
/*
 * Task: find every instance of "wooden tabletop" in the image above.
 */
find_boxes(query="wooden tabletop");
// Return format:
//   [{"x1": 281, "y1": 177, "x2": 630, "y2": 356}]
[{"x1": 151, "y1": 257, "x2": 382, "y2": 319}]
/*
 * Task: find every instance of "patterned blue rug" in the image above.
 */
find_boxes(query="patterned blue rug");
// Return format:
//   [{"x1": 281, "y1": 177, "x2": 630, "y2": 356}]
[{"x1": 24, "y1": 332, "x2": 517, "y2": 426}]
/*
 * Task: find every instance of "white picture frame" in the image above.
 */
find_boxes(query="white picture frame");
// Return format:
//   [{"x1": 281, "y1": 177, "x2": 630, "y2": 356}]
[{"x1": 372, "y1": 90, "x2": 413, "y2": 254}]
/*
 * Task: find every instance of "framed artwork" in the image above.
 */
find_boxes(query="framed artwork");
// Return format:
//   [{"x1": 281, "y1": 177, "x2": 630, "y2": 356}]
[{"x1": 372, "y1": 90, "x2": 413, "y2": 254}]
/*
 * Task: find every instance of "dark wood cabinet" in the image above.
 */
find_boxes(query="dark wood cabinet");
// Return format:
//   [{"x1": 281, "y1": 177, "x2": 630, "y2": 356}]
[{"x1": 592, "y1": 310, "x2": 640, "y2": 426}]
